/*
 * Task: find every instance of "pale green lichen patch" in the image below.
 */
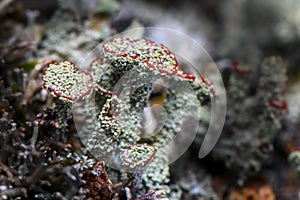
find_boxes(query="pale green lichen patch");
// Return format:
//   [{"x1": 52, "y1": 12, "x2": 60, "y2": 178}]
[
  {"x1": 43, "y1": 61, "x2": 93, "y2": 102},
  {"x1": 121, "y1": 143, "x2": 156, "y2": 169}
]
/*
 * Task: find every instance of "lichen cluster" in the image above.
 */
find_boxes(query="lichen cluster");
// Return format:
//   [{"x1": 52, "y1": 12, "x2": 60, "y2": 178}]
[
  {"x1": 3, "y1": 0, "x2": 300, "y2": 199},
  {"x1": 211, "y1": 56, "x2": 287, "y2": 181},
  {"x1": 77, "y1": 37, "x2": 211, "y2": 197}
]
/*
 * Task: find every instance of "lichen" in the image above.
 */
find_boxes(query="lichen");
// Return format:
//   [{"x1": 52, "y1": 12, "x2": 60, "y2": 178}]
[
  {"x1": 42, "y1": 61, "x2": 93, "y2": 102},
  {"x1": 42, "y1": 60, "x2": 93, "y2": 139},
  {"x1": 211, "y1": 56, "x2": 287, "y2": 181},
  {"x1": 78, "y1": 37, "x2": 212, "y2": 198},
  {"x1": 289, "y1": 150, "x2": 300, "y2": 175}
]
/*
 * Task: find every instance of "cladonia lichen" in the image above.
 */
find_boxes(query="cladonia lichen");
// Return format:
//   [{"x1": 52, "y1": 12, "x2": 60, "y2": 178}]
[{"x1": 43, "y1": 37, "x2": 212, "y2": 198}]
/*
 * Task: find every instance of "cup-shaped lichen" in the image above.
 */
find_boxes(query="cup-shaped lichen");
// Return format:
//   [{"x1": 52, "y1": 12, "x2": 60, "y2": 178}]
[
  {"x1": 42, "y1": 61, "x2": 93, "y2": 102},
  {"x1": 42, "y1": 61, "x2": 93, "y2": 133},
  {"x1": 103, "y1": 37, "x2": 179, "y2": 75},
  {"x1": 121, "y1": 143, "x2": 156, "y2": 170}
]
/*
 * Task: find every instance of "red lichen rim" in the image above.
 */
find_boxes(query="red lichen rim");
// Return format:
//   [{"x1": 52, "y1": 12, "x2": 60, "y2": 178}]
[
  {"x1": 42, "y1": 61, "x2": 94, "y2": 102},
  {"x1": 177, "y1": 73, "x2": 196, "y2": 81},
  {"x1": 201, "y1": 75, "x2": 216, "y2": 98},
  {"x1": 175, "y1": 67, "x2": 196, "y2": 81},
  {"x1": 143, "y1": 60, "x2": 178, "y2": 76},
  {"x1": 95, "y1": 85, "x2": 113, "y2": 96},
  {"x1": 79, "y1": 71, "x2": 94, "y2": 98},
  {"x1": 89, "y1": 57, "x2": 114, "y2": 96},
  {"x1": 89, "y1": 55, "x2": 107, "y2": 69},
  {"x1": 291, "y1": 147, "x2": 300, "y2": 152},
  {"x1": 268, "y1": 98, "x2": 288, "y2": 111},
  {"x1": 232, "y1": 59, "x2": 251, "y2": 75},
  {"x1": 121, "y1": 143, "x2": 156, "y2": 167},
  {"x1": 41, "y1": 61, "x2": 63, "y2": 77}
]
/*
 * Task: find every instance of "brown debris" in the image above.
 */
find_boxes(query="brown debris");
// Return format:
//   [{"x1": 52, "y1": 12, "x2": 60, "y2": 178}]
[
  {"x1": 228, "y1": 177, "x2": 275, "y2": 200},
  {"x1": 83, "y1": 161, "x2": 114, "y2": 200},
  {"x1": 0, "y1": 161, "x2": 13, "y2": 181},
  {"x1": 22, "y1": 59, "x2": 53, "y2": 106}
]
